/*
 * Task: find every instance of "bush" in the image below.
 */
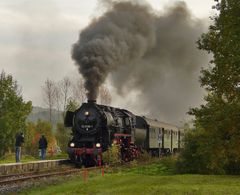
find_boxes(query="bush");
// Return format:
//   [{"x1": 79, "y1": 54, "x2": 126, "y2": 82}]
[
  {"x1": 137, "y1": 150, "x2": 152, "y2": 163},
  {"x1": 176, "y1": 129, "x2": 227, "y2": 174},
  {"x1": 160, "y1": 156, "x2": 177, "y2": 174},
  {"x1": 102, "y1": 144, "x2": 121, "y2": 165}
]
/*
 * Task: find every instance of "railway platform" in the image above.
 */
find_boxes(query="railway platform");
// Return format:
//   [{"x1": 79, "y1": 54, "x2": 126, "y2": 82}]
[{"x1": 0, "y1": 159, "x2": 69, "y2": 175}]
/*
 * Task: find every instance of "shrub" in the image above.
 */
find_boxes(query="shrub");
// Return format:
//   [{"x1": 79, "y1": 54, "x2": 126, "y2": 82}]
[
  {"x1": 137, "y1": 150, "x2": 152, "y2": 163},
  {"x1": 160, "y1": 156, "x2": 177, "y2": 174},
  {"x1": 102, "y1": 144, "x2": 121, "y2": 165}
]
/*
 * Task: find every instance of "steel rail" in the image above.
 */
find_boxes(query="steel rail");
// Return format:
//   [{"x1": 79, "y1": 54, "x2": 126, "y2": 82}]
[{"x1": 0, "y1": 166, "x2": 104, "y2": 186}]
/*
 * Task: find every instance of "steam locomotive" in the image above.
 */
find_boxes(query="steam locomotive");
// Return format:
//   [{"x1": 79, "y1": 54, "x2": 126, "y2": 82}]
[{"x1": 64, "y1": 100, "x2": 183, "y2": 167}]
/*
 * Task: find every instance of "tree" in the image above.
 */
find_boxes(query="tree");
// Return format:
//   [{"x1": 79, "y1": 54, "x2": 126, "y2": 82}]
[
  {"x1": 54, "y1": 83, "x2": 62, "y2": 114},
  {"x1": 71, "y1": 78, "x2": 86, "y2": 104},
  {"x1": 24, "y1": 122, "x2": 38, "y2": 156},
  {"x1": 0, "y1": 71, "x2": 32, "y2": 157},
  {"x1": 36, "y1": 120, "x2": 56, "y2": 156},
  {"x1": 197, "y1": 0, "x2": 240, "y2": 101},
  {"x1": 55, "y1": 123, "x2": 71, "y2": 152},
  {"x1": 54, "y1": 77, "x2": 72, "y2": 121},
  {"x1": 99, "y1": 85, "x2": 112, "y2": 105},
  {"x1": 55, "y1": 100, "x2": 79, "y2": 153},
  {"x1": 24, "y1": 120, "x2": 56, "y2": 157},
  {"x1": 66, "y1": 99, "x2": 79, "y2": 112},
  {"x1": 178, "y1": 0, "x2": 240, "y2": 174},
  {"x1": 42, "y1": 79, "x2": 56, "y2": 123},
  {"x1": 60, "y1": 77, "x2": 72, "y2": 112}
]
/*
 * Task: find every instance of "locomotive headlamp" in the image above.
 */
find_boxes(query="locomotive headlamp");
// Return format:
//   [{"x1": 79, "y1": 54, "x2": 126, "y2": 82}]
[
  {"x1": 70, "y1": 142, "x2": 75, "y2": 147},
  {"x1": 96, "y1": 143, "x2": 101, "y2": 148},
  {"x1": 85, "y1": 111, "x2": 90, "y2": 116}
]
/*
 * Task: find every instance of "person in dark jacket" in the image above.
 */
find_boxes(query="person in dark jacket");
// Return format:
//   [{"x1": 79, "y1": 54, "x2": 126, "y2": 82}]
[
  {"x1": 39, "y1": 135, "x2": 48, "y2": 160},
  {"x1": 15, "y1": 132, "x2": 24, "y2": 163}
]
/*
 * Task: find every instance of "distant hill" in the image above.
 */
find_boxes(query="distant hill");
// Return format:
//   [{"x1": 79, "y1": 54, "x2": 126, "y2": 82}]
[{"x1": 27, "y1": 107, "x2": 63, "y2": 126}]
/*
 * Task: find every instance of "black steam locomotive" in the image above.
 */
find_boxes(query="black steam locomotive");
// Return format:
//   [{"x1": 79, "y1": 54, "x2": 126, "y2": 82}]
[{"x1": 64, "y1": 100, "x2": 183, "y2": 167}]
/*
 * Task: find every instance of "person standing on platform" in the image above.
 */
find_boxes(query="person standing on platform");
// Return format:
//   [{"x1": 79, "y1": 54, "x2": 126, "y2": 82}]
[
  {"x1": 15, "y1": 132, "x2": 24, "y2": 163},
  {"x1": 39, "y1": 135, "x2": 48, "y2": 160}
]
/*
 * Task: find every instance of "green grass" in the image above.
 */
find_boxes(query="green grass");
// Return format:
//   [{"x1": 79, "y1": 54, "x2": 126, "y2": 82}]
[
  {"x1": 0, "y1": 154, "x2": 37, "y2": 164},
  {"x1": 20, "y1": 163, "x2": 240, "y2": 195},
  {"x1": 124, "y1": 162, "x2": 174, "y2": 175},
  {"x1": 0, "y1": 153, "x2": 68, "y2": 164}
]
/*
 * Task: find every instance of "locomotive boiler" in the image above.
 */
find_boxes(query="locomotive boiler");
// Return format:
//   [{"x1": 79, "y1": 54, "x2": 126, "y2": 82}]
[{"x1": 64, "y1": 100, "x2": 183, "y2": 167}]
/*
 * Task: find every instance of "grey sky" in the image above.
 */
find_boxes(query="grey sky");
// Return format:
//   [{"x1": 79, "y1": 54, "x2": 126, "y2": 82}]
[{"x1": 0, "y1": 0, "x2": 214, "y2": 123}]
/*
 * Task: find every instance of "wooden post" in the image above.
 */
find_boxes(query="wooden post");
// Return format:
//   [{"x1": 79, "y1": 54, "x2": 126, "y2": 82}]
[
  {"x1": 83, "y1": 168, "x2": 88, "y2": 182},
  {"x1": 101, "y1": 167, "x2": 104, "y2": 177}
]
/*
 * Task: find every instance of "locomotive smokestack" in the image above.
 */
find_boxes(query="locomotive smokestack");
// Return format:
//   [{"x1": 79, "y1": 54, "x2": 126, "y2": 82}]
[{"x1": 88, "y1": 100, "x2": 96, "y2": 104}]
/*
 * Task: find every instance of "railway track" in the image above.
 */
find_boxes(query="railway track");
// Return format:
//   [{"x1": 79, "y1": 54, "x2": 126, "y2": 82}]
[
  {"x1": 0, "y1": 168, "x2": 76, "y2": 185},
  {"x1": 0, "y1": 166, "x2": 105, "y2": 192}
]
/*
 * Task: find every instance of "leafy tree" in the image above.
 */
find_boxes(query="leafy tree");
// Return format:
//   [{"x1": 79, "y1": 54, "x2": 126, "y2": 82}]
[
  {"x1": 24, "y1": 120, "x2": 56, "y2": 157},
  {"x1": 66, "y1": 99, "x2": 79, "y2": 112},
  {"x1": 178, "y1": 0, "x2": 240, "y2": 174},
  {"x1": 56, "y1": 99, "x2": 79, "y2": 153},
  {"x1": 55, "y1": 123, "x2": 71, "y2": 153},
  {"x1": 102, "y1": 144, "x2": 121, "y2": 165},
  {"x1": 35, "y1": 120, "x2": 56, "y2": 150},
  {"x1": 24, "y1": 122, "x2": 38, "y2": 156},
  {"x1": 197, "y1": 0, "x2": 240, "y2": 100},
  {"x1": 0, "y1": 71, "x2": 32, "y2": 157}
]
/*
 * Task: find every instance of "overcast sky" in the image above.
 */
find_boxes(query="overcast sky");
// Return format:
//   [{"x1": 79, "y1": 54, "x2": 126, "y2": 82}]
[{"x1": 0, "y1": 0, "x2": 214, "y2": 122}]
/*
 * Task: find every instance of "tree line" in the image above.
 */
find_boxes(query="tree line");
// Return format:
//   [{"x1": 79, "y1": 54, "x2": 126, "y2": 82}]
[
  {"x1": 42, "y1": 77, "x2": 112, "y2": 124},
  {"x1": 0, "y1": 72, "x2": 112, "y2": 158}
]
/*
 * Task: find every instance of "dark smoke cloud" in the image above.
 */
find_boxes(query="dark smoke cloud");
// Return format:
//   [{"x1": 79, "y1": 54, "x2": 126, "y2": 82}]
[
  {"x1": 72, "y1": 0, "x2": 156, "y2": 99},
  {"x1": 72, "y1": 0, "x2": 208, "y2": 124}
]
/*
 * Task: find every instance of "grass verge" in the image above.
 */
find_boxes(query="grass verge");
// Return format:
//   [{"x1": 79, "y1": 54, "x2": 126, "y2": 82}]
[
  {"x1": 20, "y1": 160, "x2": 240, "y2": 195},
  {"x1": 0, "y1": 153, "x2": 68, "y2": 164}
]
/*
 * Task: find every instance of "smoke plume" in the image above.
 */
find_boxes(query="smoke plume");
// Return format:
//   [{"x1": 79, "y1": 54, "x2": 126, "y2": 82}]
[{"x1": 72, "y1": 0, "x2": 207, "y2": 123}]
